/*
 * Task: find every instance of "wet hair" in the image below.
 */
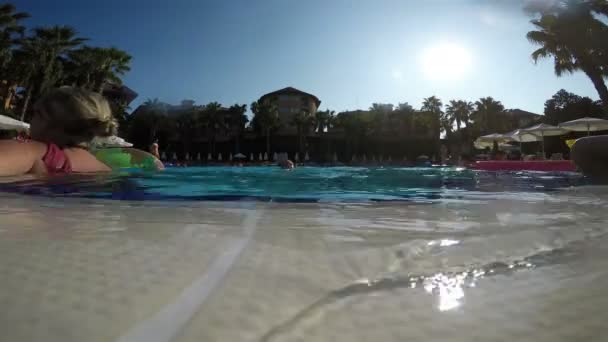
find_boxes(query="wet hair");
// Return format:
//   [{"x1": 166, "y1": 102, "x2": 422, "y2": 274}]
[{"x1": 32, "y1": 87, "x2": 117, "y2": 148}]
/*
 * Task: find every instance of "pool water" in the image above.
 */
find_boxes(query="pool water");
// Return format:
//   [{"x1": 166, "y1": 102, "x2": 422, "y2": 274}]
[
  {"x1": 0, "y1": 166, "x2": 606, "y2": 342},
  {"x1": 0, "y1": 166, "x2": 586, "y2": 201}
]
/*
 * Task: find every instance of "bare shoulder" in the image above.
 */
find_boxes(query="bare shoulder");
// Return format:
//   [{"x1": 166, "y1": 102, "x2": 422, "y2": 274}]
[
  {"x1": 0, "y1": 139, "x2": 46, "y2": 157},
  {"x1": 0, "y1": 140, "x2": 47, "y2": 177}
]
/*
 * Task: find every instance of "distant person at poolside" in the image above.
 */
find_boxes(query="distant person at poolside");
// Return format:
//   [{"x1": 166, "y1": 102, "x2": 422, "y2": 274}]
[
  {"x1": 494, "y1": 151, "x2": 506, "y2": 161},
  {"x1": 0, "y1": 87, "x2": 163, "y2": 177},
  {"x1": 150, "y1": 141, "x2": 160, "y2": 159}
]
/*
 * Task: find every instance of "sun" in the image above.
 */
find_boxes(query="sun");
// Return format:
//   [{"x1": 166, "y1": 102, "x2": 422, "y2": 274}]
[{"x1": 420, "y1": 43, "x2": 472, "y2": 81}]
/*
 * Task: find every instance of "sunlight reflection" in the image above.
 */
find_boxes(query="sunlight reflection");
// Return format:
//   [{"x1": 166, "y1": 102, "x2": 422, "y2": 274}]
[{"x1": 424, "y1": 272, "x2": 467, "y2": 311}]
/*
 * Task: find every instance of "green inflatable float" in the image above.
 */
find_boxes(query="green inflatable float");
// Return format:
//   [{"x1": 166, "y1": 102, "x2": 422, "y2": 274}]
[{"x1": 92, "y1": 148, "x2": 161, "y2": 171}]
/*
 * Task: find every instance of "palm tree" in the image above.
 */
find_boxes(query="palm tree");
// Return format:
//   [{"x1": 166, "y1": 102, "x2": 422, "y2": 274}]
[
  {"x1": 65, "y1": 46, "x2": 132, "y2": 92},
  {"x1": 421, "y1": 96, "x2": 443, "y2": 116},
  {"x1": 471, "y1": 97, "x2": 505, "y2": 135},
  {"x1": 527, "y1": 0, "x2": 608, "y2": 108},
  {"x1": 128, "y1": 98, "x2": 168, "y2": 149},
  {"x1": 227, "y1": 104, "x2": 248, "y2": 153},
  {"x1": 251, "y1": 100, "x2": 279, "y2": 157},
  {"x1": 30, "y1": 26, "x2": 87, "y2": 93},
  {"x1": 446, "y1": 100, "x2": 473, "y2": 131},
  {"x1": 0, "y1": 4, "x2": 29, "y2": 110},
  {"x1": 292, "y1": 109, "x2": 314, "y2": 154},
  {"x1": 315, "y1": 109, "x2": 335, "y2": 134},
  {"x1": 315, "y1": 109, "x2": 335, "y2": 159},
  {"x1": 200, "y1": 102, "x2": 224, "y2": 154},
  {"x1": 17, "y1": 25, "x2": 86, "y2": 118},
  {"x1": 0, "y1": 3, "x2": 29, "y2": 70}
]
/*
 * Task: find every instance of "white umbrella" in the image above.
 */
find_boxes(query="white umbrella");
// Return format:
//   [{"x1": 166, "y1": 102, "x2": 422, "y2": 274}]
[
  {"x1": 258, "y1": 153, "x2": 263, "y2": 161},
  {"x1": 474, "y1": 133, "x2": 513, "y2": 149},
  {"x1": 507, "y1": 129, "x2": 542, "y2": 158},
  {"x1": 263, "y1": 152, "x2": 268, "y2": 161},
  {"x1": 207, "y1": 153, "x2": 212, "y2": 161},
  {"x1": 249, "y1": 153, "x2": 254, "y2": 161},
  {"x1": 295, "y1": 153, "x2": 299, "y2": 162},
  {"x1": 185, "y1": 153, "x2": 190, "y2": 161},
  {"x1": 0, "y1": 114, "x2": 29, "y2": 131},
  {"x1": 273, "y1": 152, "x2": 277, "y2": 161},
  {"x1": 196, "y1": 152, "x2": 201, "y2": 161},
  {"x1": 234, "y1": 153, "x2": 246, "y2": 159},
  {"x1": 559, "y1": 117, "x2": 608, "y2": 135},
  {"x1": 161, "y1": 152, "x2": 167, "y2": 160},
  {"x1": 229, "y1": 153, "x2": 233, "y2": 161},
  {"x1": 520, "y1": 123, "x2": 567, "y2": 156},
  {"x1": 218, "y1": 153, "x2": 223, "y2": 161},
  {"x1": 304, "y1": 152, "x2": 310, "y2": 161}
]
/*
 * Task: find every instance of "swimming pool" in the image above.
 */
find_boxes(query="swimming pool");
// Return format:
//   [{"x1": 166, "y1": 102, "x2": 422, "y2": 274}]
[
  {"x1": 0, "y1": 166, "x2": 586, "y2": 201},
  {"x1": 0, "y1": 167, "x2": 606, "y2": 342}
]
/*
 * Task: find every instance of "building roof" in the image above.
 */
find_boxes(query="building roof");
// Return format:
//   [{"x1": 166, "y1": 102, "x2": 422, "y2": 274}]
[
  {"x1": 504, "y1": 109, "x2": 542, "y2": 118},
  {"x1": 259, "y1": 87, "x2": 321, "y2": 107},
  {"x1": 102, "y1": 83, "x2": 138, "y2": 105}
]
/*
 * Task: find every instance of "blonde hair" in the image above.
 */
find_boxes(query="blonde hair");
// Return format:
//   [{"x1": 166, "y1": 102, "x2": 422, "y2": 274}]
[{"x1": 32, "y1": 87, "x2": 118, "y2": 148}]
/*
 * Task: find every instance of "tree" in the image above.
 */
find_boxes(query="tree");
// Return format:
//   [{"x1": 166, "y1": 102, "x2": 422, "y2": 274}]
[
  {"x1": 227, "y1": 104, "x2": 248, "y2": 153},
  {"x1": 421, "y1": 96, "x2": 443, "y2": 138},
  {"x1": 527, "y1": 0, "x2": 608, "y2": 108},
  {"x1": 17, "y1": 25, "x2": 86, "y2": 118},
  {"x1": 0, "y1": 4, "x2": 29, "y2": 112},
  {"x1": 250, "y1": 100, "x2": 279, "y2": 157},
  {"x1": 446, "y1": 100, "x2": 473, "y2": 130},
  {"x1": 128, "y1": 98, "x2": 169, "y2": 149},
  {"x1": 314, "y1": 109, "x2": 335, "y2": 159},
  {"x1": 0, "y1": 3, "x2": 29, "y2": 71},
  {"x1": 200, "y1": 102, "x2": 224, "y2": 154},
  {"x1": 470, "y1": 97, "x2": 505, "y2": 135},
  {"x1": 421, "y1": 96, "x2": 443, "y2": 115},
  {"x1": 292, "y1": 109, "x2": 314, "y2": 154},
  {"x1": 543, "y1": 89, "x2": 604, "y2": 125},
  {"x1": 65, "y1": 46, "x2": 132, "y2": 92}
]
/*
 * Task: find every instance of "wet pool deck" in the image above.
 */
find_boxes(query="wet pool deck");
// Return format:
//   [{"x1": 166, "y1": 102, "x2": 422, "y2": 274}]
[{"x1": 1, "y1": 190, "x2": 607, "y2": 342}]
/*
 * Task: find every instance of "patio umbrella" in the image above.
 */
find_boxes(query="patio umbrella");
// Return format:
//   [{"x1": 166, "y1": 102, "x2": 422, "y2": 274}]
[
  {"x1": 234, "y1": 153, "x2": 246, "y2": 159},
  {"x1": 558, "y1": 117, "x2": 608, "y2": 136},
  {"x1": 473, "y1": 133, "x2": 513, "y2": 149},
  {"x1": 520, "y1": 123, "x2": 567, "y2": 156},
  {"x1": 0, "y1": 114, "x2": 29, "y2": 131}
]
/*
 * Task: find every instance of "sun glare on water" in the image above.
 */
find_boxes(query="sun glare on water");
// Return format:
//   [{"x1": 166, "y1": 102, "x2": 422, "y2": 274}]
[{"x1": 420, "y1": 43, "x2": 472, "y2": 81}]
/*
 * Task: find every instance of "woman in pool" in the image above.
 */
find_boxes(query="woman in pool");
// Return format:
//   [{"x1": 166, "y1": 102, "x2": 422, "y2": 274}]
[{"x1": 0, "y1": 87, "x2": 163, "y2": 177}]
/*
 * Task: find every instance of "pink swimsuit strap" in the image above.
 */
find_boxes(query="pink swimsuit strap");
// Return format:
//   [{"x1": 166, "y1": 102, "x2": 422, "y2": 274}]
[{"x1": 42, "y1": 143, "x2": 72, "y2": 174}]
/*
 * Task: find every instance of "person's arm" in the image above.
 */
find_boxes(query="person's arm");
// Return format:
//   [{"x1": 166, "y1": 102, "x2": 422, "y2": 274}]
[{"x1": 0, "y1": 140, "x2": 45, "y2": 176}]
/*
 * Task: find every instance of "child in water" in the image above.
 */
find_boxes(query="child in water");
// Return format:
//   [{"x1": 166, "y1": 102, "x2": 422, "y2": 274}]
[{"x1": 0, "y1": 87, "x2": 163, "y2": 177}]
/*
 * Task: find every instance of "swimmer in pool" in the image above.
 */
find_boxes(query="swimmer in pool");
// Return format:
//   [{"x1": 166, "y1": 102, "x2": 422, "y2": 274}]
[
  {"x1": 278, "y1": 159, "x2": 295, "y2": 169},
  {"x1": 0, "y1": 87, "x2": 163, "y2": 177}
]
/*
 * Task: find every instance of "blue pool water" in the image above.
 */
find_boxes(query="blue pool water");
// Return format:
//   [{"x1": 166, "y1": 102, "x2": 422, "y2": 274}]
[{"x1": 0, "y1": 166, "x2": 586, "y2": 202}]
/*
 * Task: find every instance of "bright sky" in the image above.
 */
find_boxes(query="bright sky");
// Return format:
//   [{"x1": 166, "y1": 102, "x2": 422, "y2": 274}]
[{"x1": 18, "y1": 0, "x2": 600, "y2": 114}]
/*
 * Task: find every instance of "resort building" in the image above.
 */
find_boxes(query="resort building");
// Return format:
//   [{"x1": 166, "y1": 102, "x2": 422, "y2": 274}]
[{"x1": 258, "y1": 87, "x2": 321, "y2": 134}]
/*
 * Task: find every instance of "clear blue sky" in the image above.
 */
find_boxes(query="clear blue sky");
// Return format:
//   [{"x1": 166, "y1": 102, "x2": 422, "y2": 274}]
[{"x1": 18, "y1": 0, "x2": 600, "y2": 115}]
